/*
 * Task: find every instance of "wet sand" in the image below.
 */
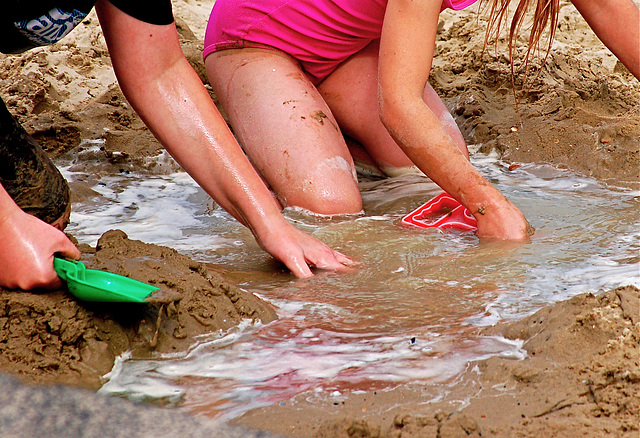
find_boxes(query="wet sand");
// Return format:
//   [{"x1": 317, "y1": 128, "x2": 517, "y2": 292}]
[
  {"x1": 0, "y1": 229, "x2": 277, "y2": 388},
  {"x1": 1, "y1": 1, "x2": 638, "y2": 437},
  {"x1": 235, "y1": 286, "x2": 639, "y2": 437}
]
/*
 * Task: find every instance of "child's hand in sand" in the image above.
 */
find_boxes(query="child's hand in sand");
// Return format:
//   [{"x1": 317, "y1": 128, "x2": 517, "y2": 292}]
[
  {"x1": 0, "y1": 204, "x2": 81, "y2": 290},
  {"x1": 254, "y1": 220, "x2": 358, "y2": 278}
]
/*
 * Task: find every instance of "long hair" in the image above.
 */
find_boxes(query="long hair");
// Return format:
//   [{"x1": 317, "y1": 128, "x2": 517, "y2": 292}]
[{"x1": 482, "y1": 0, "x2": 561, "y2": 91}]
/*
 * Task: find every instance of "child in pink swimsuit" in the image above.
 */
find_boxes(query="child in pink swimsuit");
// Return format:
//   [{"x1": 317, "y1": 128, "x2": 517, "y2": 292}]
[
  {"x1": 203, "y1": 0, "x2": 531, "y2": 241},
  {"x1": 202, "y1": 0, "x2": 638, "y2": 245}
]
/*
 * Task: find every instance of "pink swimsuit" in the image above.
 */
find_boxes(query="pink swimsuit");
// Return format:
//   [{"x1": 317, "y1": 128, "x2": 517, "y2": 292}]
[{"x1": 204, "y1": 0, "x2": 479, "y2": 84}]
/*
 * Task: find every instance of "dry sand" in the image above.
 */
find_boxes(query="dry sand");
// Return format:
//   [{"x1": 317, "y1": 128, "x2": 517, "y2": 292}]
[{"x1": 0, "y1": 1, "x2": 638, "y2": 437}]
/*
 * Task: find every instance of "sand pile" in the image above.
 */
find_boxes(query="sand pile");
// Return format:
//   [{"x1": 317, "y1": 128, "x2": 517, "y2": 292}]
[{"x1": 0, "y1": 229, "x2": 277, "y2": 389}]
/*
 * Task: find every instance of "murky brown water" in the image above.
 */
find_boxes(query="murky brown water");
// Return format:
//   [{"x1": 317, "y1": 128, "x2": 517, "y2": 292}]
[{"x1": 58, "y1": 144, "x2": 639, "y2": 421}]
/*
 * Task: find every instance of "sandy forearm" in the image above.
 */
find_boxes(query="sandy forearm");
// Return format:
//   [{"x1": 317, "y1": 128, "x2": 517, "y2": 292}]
[
  {"x1": 380, "y1": 96, "x2": 530, "y2": 238},
  {"x1": 381, "y1": 96, "x2": 509, "y2": 215},
  {"x1": 379, "y1": 0, "x2": 530, "y2": 239}
]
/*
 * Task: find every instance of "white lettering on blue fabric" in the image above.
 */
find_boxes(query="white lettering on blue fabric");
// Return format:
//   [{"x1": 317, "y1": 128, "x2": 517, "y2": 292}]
[{"x1": 15, "y1": 8, "x2": 87, "y2": 47}]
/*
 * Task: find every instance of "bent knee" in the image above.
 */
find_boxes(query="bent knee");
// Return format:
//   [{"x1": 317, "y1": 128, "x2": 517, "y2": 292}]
[
  {"x1": 310, "y1": 192, "x2": 363, "y2": 216},
  {"x1": 282, "y1": 156, "x2": 363, "y2": 215},
  {"x1": 281, "y1": 181, "x2": 362, "y2": 216}
]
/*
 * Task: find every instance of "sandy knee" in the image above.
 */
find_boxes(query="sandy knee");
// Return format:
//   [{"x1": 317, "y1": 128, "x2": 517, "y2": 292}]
[
  {"x1": 284, "y1": 187, "x2": 362, "y2": 215},
  {"x1": 279, "y1": 156, "x2": 362, "y2": 215}
]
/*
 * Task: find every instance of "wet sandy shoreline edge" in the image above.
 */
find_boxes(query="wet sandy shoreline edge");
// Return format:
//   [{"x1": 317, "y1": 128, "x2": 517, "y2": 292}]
[
  {"x1": 1, "y1": 1, "x2": 638, "y2": 437},
  {"x1": 234, "y1": 285, "x2": 639, "y2": 437}
]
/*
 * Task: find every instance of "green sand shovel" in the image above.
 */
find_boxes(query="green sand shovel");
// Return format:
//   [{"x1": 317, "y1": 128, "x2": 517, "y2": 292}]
[{"x1": 53, "y1": 257, "x2": 159, "y2": 303}]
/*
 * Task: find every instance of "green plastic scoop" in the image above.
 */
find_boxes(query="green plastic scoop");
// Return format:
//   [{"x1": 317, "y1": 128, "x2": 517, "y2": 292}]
[{"x1": 53, "y1": 257, "x2": 159, "y2": 303}]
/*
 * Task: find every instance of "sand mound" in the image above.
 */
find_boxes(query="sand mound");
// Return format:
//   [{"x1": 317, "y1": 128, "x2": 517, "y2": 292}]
[{"x1": 0, "y1": 230, "x2": 277, "y2": 390}]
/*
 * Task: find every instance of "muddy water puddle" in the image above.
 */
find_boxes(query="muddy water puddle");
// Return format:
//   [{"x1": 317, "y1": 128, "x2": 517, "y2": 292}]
[{"x1": 59, "y1": 143, "x2": 639, "y2": 421}]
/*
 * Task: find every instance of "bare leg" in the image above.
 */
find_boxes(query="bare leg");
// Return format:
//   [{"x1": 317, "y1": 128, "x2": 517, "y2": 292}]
[
  {"x1": 206, "y1": 48, "x2": 362, "y2": 215},
  {"x1": 318, "y1": 40, "x2": 468, "y2": 177}
]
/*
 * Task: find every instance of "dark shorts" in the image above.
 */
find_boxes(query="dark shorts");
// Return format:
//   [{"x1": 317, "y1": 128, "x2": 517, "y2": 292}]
[{"x1": 0, "y1": 97, "x2": 70, "y2": 225}]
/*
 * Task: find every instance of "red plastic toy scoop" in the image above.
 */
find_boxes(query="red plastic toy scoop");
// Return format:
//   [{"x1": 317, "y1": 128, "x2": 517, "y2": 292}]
[{"x1": 401, "y1": 192, "x2": 478, "y2": 232}]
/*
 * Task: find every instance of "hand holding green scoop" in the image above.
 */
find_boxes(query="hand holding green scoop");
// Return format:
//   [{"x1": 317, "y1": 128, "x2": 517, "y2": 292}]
[{"x1": 53, "y1": 257, "x2": 159, "y2": 303}]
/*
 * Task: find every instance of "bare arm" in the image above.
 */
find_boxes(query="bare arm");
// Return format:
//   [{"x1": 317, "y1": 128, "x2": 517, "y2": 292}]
[
  {"x1": 571, "y1": 0, "x2": 639, "y2": 79},
  {"x1": 0, "y1": 185, "x2": 81, "y2": 290},
  {"x1": 95, "y1": 0, "x2": 355, "y2": 277},
  {"x1": 378, "y1": 0, "x2": 531, "y2": 239}
]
